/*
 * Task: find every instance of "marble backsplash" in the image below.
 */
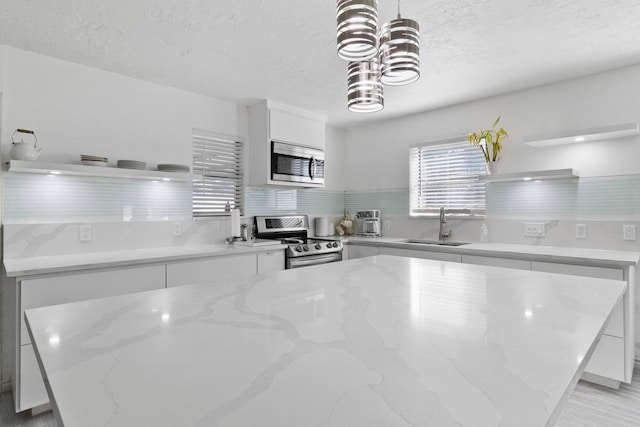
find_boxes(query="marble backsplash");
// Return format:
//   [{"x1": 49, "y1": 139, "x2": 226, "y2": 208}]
[
  {"x1": 5, "y1": 214, "x2": 640, "y2": 260},
  {"x1": 2, "y1": 218, "x2": 235, "y2": 259},
  {"x1": 373, "y1": 215, "x2": 640, "y2": 252},
  {"x1": 2, "y1": 212, "x2": 344, "y2": 260}
]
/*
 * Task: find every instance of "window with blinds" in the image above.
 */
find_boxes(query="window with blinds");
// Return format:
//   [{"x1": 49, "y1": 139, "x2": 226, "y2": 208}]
[
  {"x1": 192, "y1": 130, "x2": 243, "y2": 217},
  {"x1": 410, "y1": 140, "x2": 487, "y2": 216}
]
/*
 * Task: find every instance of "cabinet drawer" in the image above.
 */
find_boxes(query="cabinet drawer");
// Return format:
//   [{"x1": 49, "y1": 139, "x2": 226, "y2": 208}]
[
  {"x1": 347, "y1": 245, "x2": 379, "y2": 260},
  {"x1": 166, "y1": 254, "x2": 256, "y2": 287},
  {"x1": 583, "y1": 334, "x2": 625, "y2": 381},
  {"x1": 462, "y1": 255, "x2": 531, "y2": 270},
  {"x1": 20, "y1": 265, "x2": 166, "y2": 345},
  {"x1": 17, "y1": 344, "x2": 49, "y2": 412},
  {"x1": 531, "y1": 261, "x2": 623, "y2": 280},
  {"x1": 379, "y1": 247, "x2": 461, "y2": 262}
]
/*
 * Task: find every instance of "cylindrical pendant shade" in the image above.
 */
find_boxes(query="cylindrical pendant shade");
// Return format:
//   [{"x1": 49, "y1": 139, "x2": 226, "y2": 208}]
[
  {"x1": 347, "y1": 60, "x2": 384, "y2": 113},
  {"x1": 379, "y1": 17, "x2": 420, "y2": 85},
  {"x1": 337, "y1": 0, "x2": 379, "y2": 61}
]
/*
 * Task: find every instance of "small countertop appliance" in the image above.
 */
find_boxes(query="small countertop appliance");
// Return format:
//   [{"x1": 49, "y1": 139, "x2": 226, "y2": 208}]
[{"x1": 355, "y1": 210, "x2": 381, "y2": 237}]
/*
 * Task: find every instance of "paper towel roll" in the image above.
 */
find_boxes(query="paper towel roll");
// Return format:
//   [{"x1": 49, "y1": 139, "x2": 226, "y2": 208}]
[{"x1": 231, "y1": 209, "x2": 241, "y2": 237}]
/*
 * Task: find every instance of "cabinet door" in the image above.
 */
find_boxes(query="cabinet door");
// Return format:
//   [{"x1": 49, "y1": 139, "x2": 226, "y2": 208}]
[
  {"x1": 531, "y1": 260, "x2": 627, "y2": 384},
  {"x1": 583, "y1": 335, "x2": 625, "y2": 382},
  {"x1": 20, "y1": 265, "x2": 166, "y2": 345},
  {"x1": 257, "y1": 251, "x2": 285, "y2": 274},
  {"x1": 17, "y1": 264, "x2": 165, "y2": 412},
  {"x1": 269, "y1": 109, "x2": 325, "y2": 149},
  {"x1": 462, "y1": 254, "x2": 531, "y2": 270},
  {"x1": 379, "y1": 247, "x2": 461, "y2": 262},
  {"x1": 347, "y1": 245, "x2": 379, "y2": 260},
  {"x1": 166, "y1": 254, "x2": 256, "y2": 288},
  {"x1": 18, "y1": 344, "x2": 49, "y2": 412}
]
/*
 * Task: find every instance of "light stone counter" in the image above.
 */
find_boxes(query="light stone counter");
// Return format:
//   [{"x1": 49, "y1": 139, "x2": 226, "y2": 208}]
[
  {"x1": 343, "y1": 237, "x2": 640, "y2": 267},
  {"x1": 26, "y1": 255, "x2": 626, "y2": 427},
  {"x1": 4, "y1": 242, "x2": 287, "y2": 277}
]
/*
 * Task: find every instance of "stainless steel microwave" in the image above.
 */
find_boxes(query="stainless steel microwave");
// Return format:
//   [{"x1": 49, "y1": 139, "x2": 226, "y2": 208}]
[{"x1": 271, "y1": 141, "x2": 325, "y2": 187}]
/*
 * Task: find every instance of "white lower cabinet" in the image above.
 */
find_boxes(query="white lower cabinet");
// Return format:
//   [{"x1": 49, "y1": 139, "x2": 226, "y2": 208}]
[
  {"x1": 583, "y1": 334, "x2": 625, "y2": 382},
  {"x1": 347, "y1": 245, "x2": 380, "y2": 260},
  {"x1": 19, "y1": 344, "x2": 49, "y2": 412},
  {"x1": 257, "y1": 251, "x2": 285, "y2": 274},
  {"x1": 461, "y1": 254, "x2": 530, "y2": 270},
  {"x1": 166, "y1": 254, "x2": 256, "y2": 287},
  {"x1": 531, "y1": 260, "x2": 629, "y2": 385},
  {"x1": 16, "y1": 264, "x2": 166, "y2": 412},
  {"x1": 13, "y1": 250, "x2": 286, "y2": 413},
  {"x1": 380, "y1": 247, "x2": 462, "y2": 262},
  {"x1": 532, "y1": 261, "x2": 625, "y2": 338}
]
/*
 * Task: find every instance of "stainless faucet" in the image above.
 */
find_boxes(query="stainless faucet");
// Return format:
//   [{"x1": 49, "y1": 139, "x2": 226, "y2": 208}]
[{"x1": 439, "y1": 206, "x2": 451, "y2": 241}]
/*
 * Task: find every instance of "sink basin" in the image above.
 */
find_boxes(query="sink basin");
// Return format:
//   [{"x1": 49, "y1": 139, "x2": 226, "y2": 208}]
[{"x1": 404, "y1": 239, "x2": 469, "y2": 246}]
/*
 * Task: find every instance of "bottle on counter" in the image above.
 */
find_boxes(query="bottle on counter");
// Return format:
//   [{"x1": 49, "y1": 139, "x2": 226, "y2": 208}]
[{"x1": 480, "y1": 223, "x2": 489, "y2": 243}]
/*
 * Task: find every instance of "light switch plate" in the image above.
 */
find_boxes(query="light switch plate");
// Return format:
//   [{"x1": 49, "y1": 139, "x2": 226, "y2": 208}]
[
  {"x1": 383, "y1": 220, "x2": 391, "y2": 230},
  {"x1": 524, "y1": 222, "x2": 545, "y2": 237},
  {"x1": 79, "y1": 225, "x2": 92, "y2": 242},
  {"x1": 575, "y1": 224, "x2": 587, "y2": 239},
  {"x1": 623, "y1": 224, "x2": 636, "y2": 241}
]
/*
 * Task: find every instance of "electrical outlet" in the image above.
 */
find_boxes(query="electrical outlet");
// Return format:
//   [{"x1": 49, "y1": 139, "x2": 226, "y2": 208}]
[
  {"x1": 383, "y1": 220, "x2": 391, "y2": 230},
  {"x1": 173, "y1": 222, "x2": 182, "y2": 237},
  {"x1": 623, "y1": 224, "x2": 636, "y2": 241},
  {"x1": 575, "y1": 224, "x2": 587, "y2": 239},
  {"x1": 524, "y1": 222, "x2": 545, "y2": 237},
  {"x1": 79, "y1": 225, "x2": 92, "y2": 242}
]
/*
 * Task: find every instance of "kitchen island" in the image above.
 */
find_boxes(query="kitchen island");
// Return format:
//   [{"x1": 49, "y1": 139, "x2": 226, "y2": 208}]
[{"x1": 25, "y1": 255, "x2": 626, "y2": 426}]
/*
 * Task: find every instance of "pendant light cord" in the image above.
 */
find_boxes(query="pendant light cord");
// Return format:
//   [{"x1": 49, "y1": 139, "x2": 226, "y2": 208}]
[{"x1": 397, "y1": 0, "x2": 401, "y2": 19}]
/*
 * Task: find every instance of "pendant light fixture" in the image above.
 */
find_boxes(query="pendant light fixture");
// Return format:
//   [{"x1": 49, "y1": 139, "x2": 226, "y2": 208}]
[
  {"x1": 336, "y1": 0, "x2": 379, "y2": 61},
  {"x1": 347, "y1": 59, "x2": 384, "y2": 112},
  {"x1": 379, "y1": 0, "x2": 420, "y2": 85},
  {"x1": 337, "y1": 0, "x2": 420, "y2": 112}
]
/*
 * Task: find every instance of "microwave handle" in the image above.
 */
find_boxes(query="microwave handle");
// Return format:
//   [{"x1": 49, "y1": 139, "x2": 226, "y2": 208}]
[{"x1": 309, "y1": 156, "x2": 316, "y2": 179}]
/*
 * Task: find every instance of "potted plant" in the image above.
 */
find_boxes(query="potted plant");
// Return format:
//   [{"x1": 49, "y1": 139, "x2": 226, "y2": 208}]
[{"x1": 469, "y1": 116, "x2": 508, "y2": 173}]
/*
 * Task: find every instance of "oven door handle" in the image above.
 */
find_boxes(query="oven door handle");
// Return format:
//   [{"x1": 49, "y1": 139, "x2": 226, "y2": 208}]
[
  {"x1": 288, "y1": 252, "x2": 341, "y2": 268},
  {"x1": 309, "y1": 156, "x2": 316, "y2": 180}
]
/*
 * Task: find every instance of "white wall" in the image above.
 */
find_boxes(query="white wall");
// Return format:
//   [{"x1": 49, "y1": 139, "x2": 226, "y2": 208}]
[
  {"x1": 345, "y1": 63, "x2": 640, "y2": 191},
  {"x1": 343, "y1": 64, "x2": 640, "y2": 361},
  {"x1": 324, "y1": 125, "x2": 346, "y2": 191},
  {"x1": 0, "y1": 45, "x2": 246, "y2": 167},
  {"x1": 0, "y1": 44, "x2": 253, "y2": 393}
]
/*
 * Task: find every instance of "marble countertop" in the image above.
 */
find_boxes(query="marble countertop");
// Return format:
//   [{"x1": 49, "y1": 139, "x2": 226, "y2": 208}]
[
  {"x1": 343, "y1": 237, "x2": 640, "y2": 267},
  {"x1": 5, "y1": 235, "x2": 639, "y2": 279},
  {"x1": 4, "y1": 242, "x2": 287, "y2": 277},
  {"x1": 26, "y1": 255, "x2": 626, "y2": 427}
]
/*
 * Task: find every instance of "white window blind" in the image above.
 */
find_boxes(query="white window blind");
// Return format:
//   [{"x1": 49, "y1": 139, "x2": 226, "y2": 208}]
[
  {"x1": 193, "y1": 130, "x2": 243, "y2": 217},
  {"x1": 410, "y1": 141, "x2": 487, "y2": 216}
]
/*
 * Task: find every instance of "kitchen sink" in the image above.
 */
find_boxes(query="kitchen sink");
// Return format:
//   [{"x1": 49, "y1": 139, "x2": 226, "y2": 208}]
[{"x1": 403, "y1": 239, "x2": 469, "y2": 246}]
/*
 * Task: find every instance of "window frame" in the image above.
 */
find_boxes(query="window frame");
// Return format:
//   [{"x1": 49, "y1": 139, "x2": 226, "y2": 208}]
[
  {"x1": 409, "y1": 136, "x2": 488, "y2": 218},
  {"x1": 192, "y1": 129, "x2": 244, "y2": 218}
]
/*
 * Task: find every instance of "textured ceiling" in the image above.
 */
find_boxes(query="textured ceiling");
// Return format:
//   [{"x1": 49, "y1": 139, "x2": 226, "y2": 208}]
[{"x1": 1, "y1": 0, "x2": 640, "y2": 128}]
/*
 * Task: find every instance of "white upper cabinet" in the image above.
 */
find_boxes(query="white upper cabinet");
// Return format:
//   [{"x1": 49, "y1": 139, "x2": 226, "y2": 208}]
[{"x1": 269, "y1": 108, "x2": 325, "y2": 149}]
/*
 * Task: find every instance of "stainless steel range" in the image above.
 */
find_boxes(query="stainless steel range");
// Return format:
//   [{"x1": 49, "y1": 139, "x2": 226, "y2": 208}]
[{"x1": 254, "y1": 215, "x2": 343, "y2": 269}]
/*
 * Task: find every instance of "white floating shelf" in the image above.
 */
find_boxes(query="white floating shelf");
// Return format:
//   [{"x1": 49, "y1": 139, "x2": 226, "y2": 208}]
[
  {"x1": 479, "y1": 168, "x2": 579, "y2": 182},
  {"x1": 524, "y1": 122, "x2": 639, "y2": 147},
  {"x1": 7, "y1": 160, "x2": 194, "y2": 182}
]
